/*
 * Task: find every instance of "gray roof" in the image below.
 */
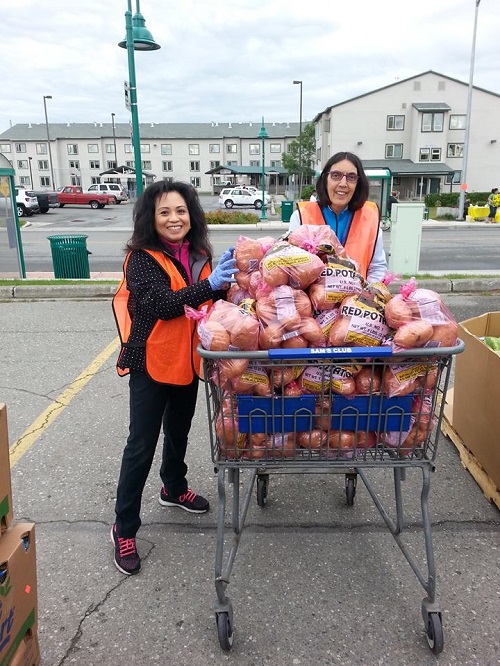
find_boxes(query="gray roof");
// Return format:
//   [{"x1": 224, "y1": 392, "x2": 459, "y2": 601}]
[
  {"x1": 0, "y1": 121, "x2": 300, "y2": 142},
  {"x1": 412, "y1": 102, "x2": 451, "y2": 111},
  {"x1": 205, "y1": 165, "x2": 287, "y2": 175},
  {"x1": 313, "y1": 70, "x2": 500, "y2": 122},
  {"x1": 362, "y1": 158, "x2": 454, "y2": 176}
]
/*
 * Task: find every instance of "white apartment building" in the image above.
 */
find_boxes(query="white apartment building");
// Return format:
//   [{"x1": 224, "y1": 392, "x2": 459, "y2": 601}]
[
  {"x1": 314, "y1": 70, "x2": 500, "y2": 198},
  {"x1": 1, "y1": 70, "x2": 498, "y2": 198}
]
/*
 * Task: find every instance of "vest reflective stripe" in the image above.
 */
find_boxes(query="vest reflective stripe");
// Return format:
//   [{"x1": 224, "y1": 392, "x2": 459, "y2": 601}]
[
  {"x1": 112, "y1": 249, "x2": 212, "y2": 384},
  {"x1": 297, "y1": 201, "x2": 379, "y2": 278}
]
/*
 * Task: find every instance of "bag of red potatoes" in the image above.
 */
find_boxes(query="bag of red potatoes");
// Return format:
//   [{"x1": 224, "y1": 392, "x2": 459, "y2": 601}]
[{"x1": 384, "y1": 277, "x2": 458, "y2": 349}]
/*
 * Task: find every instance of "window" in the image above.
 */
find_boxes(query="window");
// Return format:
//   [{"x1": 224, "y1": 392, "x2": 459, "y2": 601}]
[
  {"x1": 323, "y1": 118, "x2": 331, "y2": 132},
  {"x1": 445, "y1": 171, "x2": 461, "y2": 185},
  {"x1": 0, "y1": 144, "x2": 11, "y2": 153},
  {"x1": 226, "y1": 144, "x2": 237, "y2": 154},
  {"x1": 270, "y1": 143, "x2": 281, "y2": 153},
  {"x1": 88, "y1": 143, "x2": 99, "y2": 153},
  {"x1": 163, "y1": 176, "x2": 174, "y2": 184},
  {"x1": 386, "y1": 115, "x2": 405, "y2": 130},
  {"x1": 140, "y1": 144, "x2": 150, "y2": 153},
  {"x1": 162, "y1": 161, "x2": 173, "y2": 171},
  {"x1": 188, "y1": 144, "x2": 200, "y2": 155},
  {"x1": 107, "y1": 160, "x2": 117, "y2": 169},
  {"x1": 210, "y1": 161, "x2": 220, "y2": 169},
  {"x1": 67, "y1": 144, "x2": 78, "y2": 154},
  {"x1": 249, "y1": 144, "x2": 260, "y2": 155},
  {"x1": 124, "y1": 144, "x2": 133, "y2": 153},
  {"x1": 38, "y1": 160, "x2": 49, "y2": 170},
  {"x1": 19, "y1": 176, "x2": 31, "y2": 186},
  {"x1": 125, "y1": 160, "x2": 134, "y2": 168},
  {"x1": 419, "y1": 148, "x2": 441, "y2": 161},
  {"x1": 421, "y1": 112, "x2": 444, "y2": 132},
  {"x1": 227, "y1": 161, "x2": 238, "y2": 166},
  {"x1": 90, "y1": 177, "x2": 101, "y2": 184},
  {"x1": 449, "y1": 115, "x2": 466, "y2": 130},
  {"x1": 40, "y1": 176, "x2": 51, "y2": 187},
  {"x1": 15, "y1": 143, "x2": 27, "y2": 153},
  {"x1": 70, "y1": 174, "x2": 81, "y2": 186},
  {"x1": 36, "y1": 143, "x2": 47, "y2": 155},
  {"x1": 161, "y1": 144, "x2": 172, "y2": 155},
  {"x1": 447, "y1": 143, "x2": 464, "y2": 158},
  {"x1": 190, "y1": 177, "x2": 201, "y2": 188},
  {"x1": 89, "y1": 160, "x2": 100, "y2": 169},
  {"x1": 69, "y1": 160, "x2": 80, "y2": 169},
  {"x1": 385, "y1": 144, "x2": 403, "y2": 158},
  {"x1": 270, "y1": 160, "x2": 281, "y2": 168},
  {"x1": 249, "y1": 160, "x2": 260, "y2": 167},
  {"x1": 209, "y1": 144, "x2": 220, "y2": 153},
  {"x1": 189, "y1": 161, "x2": 200, "y2": 171},
  {"x1": 141, "y1": 160, "x2": 151, "y2": 169},
  {"x1": 17, "y1": 160, "x2": 28, "y2": 169},
  {"x1": 105, "y1": 144, "x2": 115, "y2": 154},
  {"x1": 392, "y1": 177, "x2": 401, "y2": 186}
]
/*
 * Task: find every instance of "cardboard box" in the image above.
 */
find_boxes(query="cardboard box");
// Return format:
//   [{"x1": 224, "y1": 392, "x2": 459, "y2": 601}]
[
  {"x1": 0, "y1": 523, "x2": 38, "y2": 666},
  {"x1": 0, "y1": 405, "x2": 13, "y2": 535},
  {"x1": 8, "y1": 628, "x2": 40, "y2": 666},
  {"x1": 452, "y1": 312, "x2": 500, "y2": 490}
]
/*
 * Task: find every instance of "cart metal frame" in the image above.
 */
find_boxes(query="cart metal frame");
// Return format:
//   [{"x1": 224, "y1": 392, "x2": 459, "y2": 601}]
[{"x1": 199, "y1": 342, "x2": 464, "y2": 654}]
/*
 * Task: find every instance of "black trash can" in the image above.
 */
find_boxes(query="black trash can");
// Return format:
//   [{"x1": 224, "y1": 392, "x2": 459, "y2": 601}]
[
  {"x1": 47, "y1": 235, "x2": 90, "y2": 279},
  {"x1": 281, "y1": 201, "x2": 294, "y2": 223}
]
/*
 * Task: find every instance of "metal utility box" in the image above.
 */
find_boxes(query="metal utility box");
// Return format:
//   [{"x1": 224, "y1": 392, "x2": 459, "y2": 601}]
[{"x1": 388, "y1": 203, "x2": 425, "y2": 275}]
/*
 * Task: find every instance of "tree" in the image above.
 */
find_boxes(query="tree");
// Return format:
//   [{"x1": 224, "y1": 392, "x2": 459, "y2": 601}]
[{"x1": 282, "y1": 122, "x2": 316, "y2": 187}]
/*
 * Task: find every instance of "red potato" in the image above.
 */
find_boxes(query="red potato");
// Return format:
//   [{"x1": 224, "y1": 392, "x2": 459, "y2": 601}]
[
  {"x1": 298, "y1": 429, "x2": 327, "y2": 450},
  {"x1": 284, "y1": 380, "x2": 302, "y2": 397},
  {"x1": 198, "y1": 320, "x2": 231, "y2": 351},
  {"x1": 281, "y1": 333, "x2": 308, "y2": 348},
  {"x1": 428, "y1": 320, "x2": 459, "y2": 347},
  {"x1": 259, "y1": 324, "x2": 284, "y2": 350},
  {"x1": 298, "y1": 316, "x2": 326, "y2": 347},
  {"x1": 327, "y1": 317, "x2": 352, "y2": 347},
  {"x1": 382, "y1": 369, "x2": 419, "y2": 397},
  {"x1": 234, "y1": 236, "x2": 275, "y2": 273},
  {"x1": 230, "y1": 314, "x2": 260, "y2": 351},
  {"x1": 355, "y1": 367, "x2": 382, "y2": 394},
  {"x1": 260, "y1": 241, "x2": 326, "y2": 290},
  {"x1": 384, "y1": 296, "x2": 414, "y2": 328},
  {"x1": 315, "y1": 400, "x2": 332, "y2": 430},
  {"x1": 393, "y1": 319, "x2": 434, "y2": 348},
  {"x1": 217, "y1": 358, "x2": 249, "y2": 381}
]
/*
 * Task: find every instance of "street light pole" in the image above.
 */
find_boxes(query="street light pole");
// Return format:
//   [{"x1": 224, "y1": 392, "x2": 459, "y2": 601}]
[
  {"x1": 293, "y1": 80, "x2": 303, "y2": 199},
  {"x1": 111, "y1": 112, "x2": 118, "y2": 168},
  {"x1": 118, "y1": 0, "x2": 160, "y2": 198},
  {"x1": 28, "y1": 157, "x2": 34, "y2": 189},
  {"x1": 258, "y1": 117, "x2": 269, "y2": 221},
  {"x1": 458, "y1": 0, "x2": 481, "y2": 220},
  {"x1": 43, "y1": 95, "x2": 56, "y2": 190}
]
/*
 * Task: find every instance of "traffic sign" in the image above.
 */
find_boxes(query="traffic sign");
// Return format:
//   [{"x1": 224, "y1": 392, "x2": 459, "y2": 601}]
[{"x1": 124, "y1": 81, "x2": 131, "y2": 111}]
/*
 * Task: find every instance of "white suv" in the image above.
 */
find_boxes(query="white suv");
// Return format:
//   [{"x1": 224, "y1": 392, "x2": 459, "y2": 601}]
[
  {"x1": 218, "y1": 187, "x2": 270, "y2": 210},
  {"x1": 87, "y1": 183, "x2": 128, "y2": 203},
  {"x1": 15, "y1": 187, "x2": 40, "y2": 217}
]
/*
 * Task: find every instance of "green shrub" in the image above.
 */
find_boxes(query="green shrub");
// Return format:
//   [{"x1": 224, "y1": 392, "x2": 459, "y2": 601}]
[
  {"x1": 301, "y1": 185, "x2": 315, "y2": 201},
  {"x1": 205, "y1": 210, "x2": 258, "y2": 225},
  {"x1": 424, "y1": 191, "x2": 490, "y2": 207}
]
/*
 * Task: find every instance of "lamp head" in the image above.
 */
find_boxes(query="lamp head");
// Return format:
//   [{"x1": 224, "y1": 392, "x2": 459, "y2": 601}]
[
  {"x1": 118, "y1": 10, "x2": 161, "y2": 51},
  {"x1": 43, "y1": 95, "x2": 52, "y2": 100},
  {"x1": 293, "y1": 80, "x2": 302, "y2": 85},
  {"x1": 258, "y1": 116, "x2": 268, "y2": 139}
]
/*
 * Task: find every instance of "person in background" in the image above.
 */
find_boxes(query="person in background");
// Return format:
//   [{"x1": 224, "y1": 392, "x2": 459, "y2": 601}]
[
  {"x1": 387, "y1": 190, "x2": 399, "y2": 218},
  {"x1": 111, "y1": 180, "x2": 238, "y2": 575},
  {"x1": 288, "y1": 151, "x2": 387, "y2": 282},
  {"x1": 487, "y1": 187, "x2": 498, "y2": 223},
  {"x1": 309, "y1": 189, "x2": 317, "y2": 202}
]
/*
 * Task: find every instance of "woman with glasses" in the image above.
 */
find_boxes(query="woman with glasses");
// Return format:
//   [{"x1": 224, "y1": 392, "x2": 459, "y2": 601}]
[{"x1": 288, "y1": 151, "x2": 387, "y2": 282}]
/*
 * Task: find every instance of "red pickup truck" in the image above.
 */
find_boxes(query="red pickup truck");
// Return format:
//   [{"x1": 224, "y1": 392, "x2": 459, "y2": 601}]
[{"x1": 57, "y1": 186, "x2": 113, "y2": 209}]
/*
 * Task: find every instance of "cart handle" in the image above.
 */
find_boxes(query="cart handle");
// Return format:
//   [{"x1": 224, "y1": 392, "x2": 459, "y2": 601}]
[{"x1": 268, "y1": 346, "x2": 394, "y2": 360}]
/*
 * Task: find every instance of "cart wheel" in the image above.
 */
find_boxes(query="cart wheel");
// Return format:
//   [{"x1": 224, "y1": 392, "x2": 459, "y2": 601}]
[
  {"x1": 345, "y1": 476, "x2": 356, "y2": 506},
  {"x1": 426, "y1": 612, "x2": 444, "y2": 654},
  {"x1": 216, "y1": 611, "x2": 234, "y2": 651},
  {"x1": 257, "y1": 475, "x2": 269, "y2": 507}
]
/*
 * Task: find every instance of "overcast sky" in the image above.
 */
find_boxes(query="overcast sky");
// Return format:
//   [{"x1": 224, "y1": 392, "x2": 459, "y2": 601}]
[{"x1": 2, "y1": 0, "x2": 499, "y2": 133}]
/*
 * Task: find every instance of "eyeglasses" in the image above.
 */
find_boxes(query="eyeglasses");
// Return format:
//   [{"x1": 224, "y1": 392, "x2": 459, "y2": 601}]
[{"x1": 328, "y1": 170, "x2": 359, "y2": 183}]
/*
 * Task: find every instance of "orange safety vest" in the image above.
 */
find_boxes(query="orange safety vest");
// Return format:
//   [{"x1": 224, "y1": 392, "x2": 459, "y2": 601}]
[
  {"x1": 296, "y1": 201, "x2": 379, "y2": 279},
  {"x1": 112, "y1": 249, "x2": 212, "y2": 385}
]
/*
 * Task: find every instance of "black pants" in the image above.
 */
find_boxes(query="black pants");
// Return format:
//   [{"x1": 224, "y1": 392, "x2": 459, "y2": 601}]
[{"x1": 114, "y1": 371, "x2": 199, "y2": 537}]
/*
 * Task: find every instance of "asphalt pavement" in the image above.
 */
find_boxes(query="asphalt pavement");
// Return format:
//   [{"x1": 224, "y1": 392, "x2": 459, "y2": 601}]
[{"x1": 2, "y1": 290, "x2": 500, "y2": 664}]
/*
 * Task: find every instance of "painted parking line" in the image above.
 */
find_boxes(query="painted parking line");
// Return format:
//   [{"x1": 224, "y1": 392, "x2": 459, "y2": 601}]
[{"x1": 9, "y1": 337, "x2": 121, "y2": 467}]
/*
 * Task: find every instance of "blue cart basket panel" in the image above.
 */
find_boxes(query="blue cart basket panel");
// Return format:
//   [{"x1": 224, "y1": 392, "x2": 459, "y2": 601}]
[
  {"x1": 330, "y1": 394, "x2": 414, "y2": 431},
  {"x1": 236, "y1": 395, "x2": 316, "y2": 434}
]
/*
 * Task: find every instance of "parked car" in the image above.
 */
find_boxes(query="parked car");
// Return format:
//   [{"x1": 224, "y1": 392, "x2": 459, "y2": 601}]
[
  {"x1": 86, "y1": 183, "x2": 128, "y2": 203},
  {"x1": 218, "y1": 187, "x2": 270, "y2": 210},
  {"x1": 14, "y1": 187, "x2": 40, "y2": 217}
]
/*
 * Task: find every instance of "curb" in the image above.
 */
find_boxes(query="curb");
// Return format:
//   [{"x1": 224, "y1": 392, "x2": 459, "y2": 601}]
[{"x1": 2, "y1": 278, "x2": 500, "y2": 300}]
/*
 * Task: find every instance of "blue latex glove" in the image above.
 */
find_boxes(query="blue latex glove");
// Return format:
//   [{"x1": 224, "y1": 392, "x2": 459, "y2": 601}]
[{"x1": 208, "y1": 247, "x2": 239, "y2": 290}]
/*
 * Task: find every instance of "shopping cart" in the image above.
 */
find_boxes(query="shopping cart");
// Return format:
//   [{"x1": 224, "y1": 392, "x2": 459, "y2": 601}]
[{"x1": 199, "y1": 342, "x2": 464, "y2": 654}]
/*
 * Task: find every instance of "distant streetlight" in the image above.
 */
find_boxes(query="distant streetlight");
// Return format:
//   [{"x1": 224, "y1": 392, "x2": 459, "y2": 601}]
[
  {"x1": 293, "y1": 80, "x2": 303, "y2": 198},
  {"x1": 43, "y1": 95, "x2": 56, "y2": 190},
  {"x1": 118, "y1": 0, "x2": 160, "y2": 197},
  {"x1": 28, "y1": 156, "x2": 34, "y2": 189},
  {"x1": 111, "y1": 113, "x2": 118, "y2": 168},
  {"x1": 458, "y1": 0, "x2": 481, "y2": 220},
  {"x1": 258, "y1": 118, "x2": 269, "y2": 222}
]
